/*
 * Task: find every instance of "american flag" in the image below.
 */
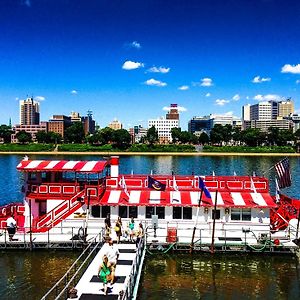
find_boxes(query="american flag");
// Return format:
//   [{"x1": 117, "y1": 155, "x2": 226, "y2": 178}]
[{"x1": 274, "y1": 158, "x2": 291, "y2": 189}]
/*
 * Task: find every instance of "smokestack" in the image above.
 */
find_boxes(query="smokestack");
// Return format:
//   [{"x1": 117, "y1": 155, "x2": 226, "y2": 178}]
[{"x1": 110, "y1": 156, "x2": 119, "y2": 178}]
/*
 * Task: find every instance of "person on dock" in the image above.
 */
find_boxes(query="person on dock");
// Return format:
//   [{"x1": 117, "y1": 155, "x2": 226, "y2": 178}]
[
  {"x1": 6, "y1": 214, "x2": 17, "y2": 241},
  {"x1": 114, "y1": 216, "x2": 122, "y2": 243},
  {"x1": 105, "y1": 238, "x2": 119, "y2": 286},
  {"x1": 136, "y1": 223, "x2": 144, "y2": 249},
  {"x1": 98, "y1": 255, "x2": 111, "y2": 295},
  {"x1": 128, "y1": 217, "x2": 135, "y2": 243},
  {"x1": 104, "y1": 213, "x2": 111, "y2": 237}
]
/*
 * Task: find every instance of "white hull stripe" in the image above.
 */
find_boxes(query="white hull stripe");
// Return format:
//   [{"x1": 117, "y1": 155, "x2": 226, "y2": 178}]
[
  {"x1": 80, "y1": 161, "x2": 98, "y2": 172},
  {"x1": 44, "y1": 161, "x2": 61, "y2": 169},
  {"x1": 129, "y1": 191, "x2": 141, "y2": 204},
  {"x1": 171, "y1": 191, "x2": 181, "y2": 205},
  {"x1": 108, "y1": 190, "x2": 121, "y2": 204},
  {"x1": 25, "y1": 160, "x2": 43, "y2": 169},
  {"x1": 149, "y1": 191, "x2": 161, "y2": 204},
  {"x1": 62, "y1": 161, "x2": 80, "y2": 170},
  {"x1": 251, "y1": 192, "x2": 267, "y2": 206},
  {"x1": 210, "y1": 192, "x2": 224, "y2": 206},
  {"x1": 231, "y1": 192, "x2": 246, "y2": 206}
]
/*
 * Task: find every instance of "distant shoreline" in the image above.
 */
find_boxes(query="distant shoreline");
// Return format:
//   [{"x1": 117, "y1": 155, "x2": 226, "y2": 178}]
[{"x1": 0, "y1": 151, "x2": 299, "y2": 156}]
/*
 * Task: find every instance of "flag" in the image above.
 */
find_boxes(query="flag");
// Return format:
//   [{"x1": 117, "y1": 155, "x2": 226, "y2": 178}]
[
  {"x1": 148, "y1": 176, "x2": 166, "y2": 191},
  {"x1": 275, "y1": 158, "x2": 291, "y2": 189},
  {"x1": 173, "y1": 175, "x2": 178, "y2": 191},
  {"x1": 120, "y1": 176, "x2": 130, "y2": 197},
  {"x1": 275, "y1": 177, "x2": 281, "y2": 203},
  {"x1": 199, "y1": 177, "x2": 212, "y2": 198},
  {"x1": 250, "y1": 177, "x2": 257, "y2": 193}
]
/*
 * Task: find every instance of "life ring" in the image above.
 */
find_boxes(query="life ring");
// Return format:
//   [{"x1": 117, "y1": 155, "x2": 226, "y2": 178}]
[{"x1": 78, "y1": 227, "x2": 85, "y2": 239}]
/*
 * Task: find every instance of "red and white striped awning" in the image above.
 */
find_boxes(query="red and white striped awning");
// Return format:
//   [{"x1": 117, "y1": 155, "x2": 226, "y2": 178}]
[
  {"x1": 17, "y1": 160, "x2": 108, "y2": 173},
  {"x1": 100, "y1": 190, "x2": 277, "y2": 208}
]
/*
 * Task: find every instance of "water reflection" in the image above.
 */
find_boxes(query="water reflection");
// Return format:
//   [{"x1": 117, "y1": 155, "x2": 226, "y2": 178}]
[
  {"x1": 140, "y1": 255, "x2": 300, "y2": 300},
  {"x1": 0, "y1": 251, "x2": 78, "y2": 299}
]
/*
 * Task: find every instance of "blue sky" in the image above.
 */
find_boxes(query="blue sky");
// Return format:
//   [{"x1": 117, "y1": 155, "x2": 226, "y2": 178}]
[{"x1": 1, "y1": 0, "x2": 300, "y2": 130}]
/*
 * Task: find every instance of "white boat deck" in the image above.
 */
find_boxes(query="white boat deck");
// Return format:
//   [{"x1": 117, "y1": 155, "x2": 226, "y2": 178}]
[{"x1": 72, "y1": 242, "x2": 137, "y2": 300}]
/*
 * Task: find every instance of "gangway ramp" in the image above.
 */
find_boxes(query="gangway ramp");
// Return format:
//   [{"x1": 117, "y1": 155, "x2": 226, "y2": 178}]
[{"x1": 73, "y1": 241, "x2": 145, "y2": 300}]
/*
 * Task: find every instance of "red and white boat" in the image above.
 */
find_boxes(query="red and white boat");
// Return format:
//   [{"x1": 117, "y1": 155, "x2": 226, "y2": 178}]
[{"x1": 0, "y1": 156, "x2": 299, "y2": 251}]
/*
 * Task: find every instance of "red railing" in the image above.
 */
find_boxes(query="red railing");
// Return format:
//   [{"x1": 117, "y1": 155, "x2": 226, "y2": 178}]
[{"x1": 32, "y1": 189, "x2": 86, "y2": 233}]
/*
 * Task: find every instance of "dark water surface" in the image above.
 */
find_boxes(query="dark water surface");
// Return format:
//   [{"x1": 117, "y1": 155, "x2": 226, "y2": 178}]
[{"x1": 0, "y1": 154, "x2": 299, "y2": 299}]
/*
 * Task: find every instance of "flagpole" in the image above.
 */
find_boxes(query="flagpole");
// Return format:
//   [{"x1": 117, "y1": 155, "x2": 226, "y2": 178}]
[
  {"x1": 210, "y1": 190, "x2": 218, "y2": 254},
  {"x1": 190, "y1": 189, "x2": 203, "y2": 253}
]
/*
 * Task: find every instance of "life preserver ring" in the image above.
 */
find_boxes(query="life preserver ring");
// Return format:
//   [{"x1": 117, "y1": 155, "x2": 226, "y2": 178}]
[{"x1": 78, "y1": 227, "x2": 85, "y2": 239}]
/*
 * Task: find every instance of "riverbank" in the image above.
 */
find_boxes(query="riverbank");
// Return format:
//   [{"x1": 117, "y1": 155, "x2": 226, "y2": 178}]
[{"x1": 0, "y1": 151, "x2": 300, "y2": 156}]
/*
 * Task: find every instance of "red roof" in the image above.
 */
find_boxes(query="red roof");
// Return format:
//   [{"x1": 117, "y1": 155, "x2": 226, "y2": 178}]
[
  {"x1": 17, "y1": 159, "x2": 108, "y2": 173},
  {"x1": 100, "y1": 190, "x2": 277, "y2": 208}
]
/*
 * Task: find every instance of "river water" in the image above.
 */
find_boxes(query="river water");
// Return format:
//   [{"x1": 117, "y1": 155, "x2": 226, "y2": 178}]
[{"x1": 0, "y1": 154, "x2": 299, "y2": 299}]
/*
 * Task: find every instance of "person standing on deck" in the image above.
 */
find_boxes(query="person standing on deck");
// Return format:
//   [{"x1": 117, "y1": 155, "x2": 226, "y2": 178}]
[
  {"x1": 104, "y1": 213, "x2": 111, "y2": 237},
  {"x1": 98, "y1": 255, "x2": 111, "y2": 295},
  {"x1": 128, "y1": 217, "x2": 135, "y2": 242},
  {"x1": 6, "y1": 214, "x2": 17, "y2": 241},
  {"x1": 136, "y1": 223, "x2": 144, "y2": 249},
  {"x1": 105, "y1": 238, "x2": 119, "y2": 286},
  {"x1": 114, "y1": 216, "x2": 122, "y2": 243}
]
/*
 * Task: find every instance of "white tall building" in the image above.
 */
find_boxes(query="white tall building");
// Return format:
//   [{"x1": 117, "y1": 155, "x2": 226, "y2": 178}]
[
  {"x1": 250, "y1": 102, "x2": 272, "y2": 121},
  {"x1": 242, "y1": 104, "x2": 251, "y2": 121},
  {"x1": 19, "y1": 97, "x2": 40, "y2": 125},
  {"x1": 148, "y1": 104, "x2": 180, "y2": 143}
]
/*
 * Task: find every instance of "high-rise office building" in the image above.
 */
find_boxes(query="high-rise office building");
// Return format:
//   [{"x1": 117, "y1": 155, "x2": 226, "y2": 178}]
[
  {"x1": 278, "y1": 99, "x2": 294, "y2": 118},
  {"x1": 148, "y1": 104, "x2": 180, "y2": 143},
  {"x1": 19, "y1": 97, "x2": 40, "y2": 125}
]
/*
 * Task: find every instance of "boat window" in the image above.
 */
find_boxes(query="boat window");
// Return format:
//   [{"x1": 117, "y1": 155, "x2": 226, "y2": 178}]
[
  {"x1": 173, "y1": 207, "x2": 182, "y2": 219},
  {"x1": 156, "y1": 207, "x2": 165, "y2": 219},
  {"x1": 212, "y1": 209, "x2": 220, "y2": 220},
  {"x1": 91, "y1": 206, "x2": 100, "y2": 217},
  {"x1": 231, "y1": 208, "x2": 241, "y2": 220},
  {"x1": 146, "y1": 207, "x2": 155, "y2": 219},
  {"x1": 119, "y1": 206, "x2": 128, "y2": 218},
  {"x1": 129, "y1": 206, "x2": 138, "y2": 218},
  {"x1": 242, "y1": 208, "x2": 251, "y2": 221},
  {"x1": 101, "y1": 206, "x2": 110, "y2": 218},
  {"x1": 183, "y1": 207, "x2": 192, "y2": 219},
  {"x1": 231, "y1": 208, "x2": 251, "y2": 221}
]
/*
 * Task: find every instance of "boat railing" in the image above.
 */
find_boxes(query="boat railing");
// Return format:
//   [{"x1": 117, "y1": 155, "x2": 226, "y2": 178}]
[
  {"x1": 40, "y1": 233, "x2": 104, "y2": 300},
  {"x1": 120, "y1": 236, "x2": 146, "y2": 300},
  {"x1": 0, "y1": 225, "x2": 103, "y2": 249}
]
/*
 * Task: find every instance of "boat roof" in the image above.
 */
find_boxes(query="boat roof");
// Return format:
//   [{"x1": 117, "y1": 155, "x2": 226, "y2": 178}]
[
  {"x1": 100, "y1": 190, "x2": 277, "y2": 208},
  {"x1": 17, "y1": 159, "x2": 109, "y2": 173}
]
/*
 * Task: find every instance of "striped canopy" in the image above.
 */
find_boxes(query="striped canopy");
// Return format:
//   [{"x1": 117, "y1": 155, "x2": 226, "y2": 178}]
[
  {"x1": 100, "y1": 190, "x2": 277, "y2": 208},
  {"x1": 17, "y1": 160, "x2": 108, "y2": 173}
]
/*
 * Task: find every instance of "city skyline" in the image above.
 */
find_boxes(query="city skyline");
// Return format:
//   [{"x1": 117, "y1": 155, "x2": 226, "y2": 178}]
[{"x1": 1, "y1": 0, "x2": 300, "y2": 130}]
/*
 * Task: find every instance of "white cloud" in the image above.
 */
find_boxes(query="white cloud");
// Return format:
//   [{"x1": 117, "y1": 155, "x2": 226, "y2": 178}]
[
  {"x1": 148, "y1": 66, "x2": 170, "y2": 73},
  {"x1": 232, "y1": 94, "x2": 240, "y2": 101},
  {"x1": 246, "y1": 96, "x2": 249, "y2": 100},
  {"x1": 224, "y1": 111, "x2": 233, "y2": 116},
  {"x1": 71, "y1": 90, "x2": 78, "y2": 95},
  {"x1": 163, "y1": 105, "x2": 187, "y2": 112},
  {"x1": 296, "y1": 80, "x2": 300, "y2": 84},
  {"x1": 122, "y1": 60, "x2": 144, "y2": 70},
  {"x1": 178, "y1": 85, "x2": 189, "y2": 90},
  {"x1": 253, "y1": 94, "x2": 282, "y2": 101},
  {"x1": 252, "y1": 76, "x2": 271, "y2": 83},
  {"x1": 205, "y1": 93, "x2": 211, "y2": 97},
  {"x1": 200, "y1": 77, "x2": 213, "y2": 87},
  {"x1": 144, "y1": 78, "x2": 167, "y2": 87},
  {"x1": 215, "y1": 99, "x2": 229, "y2": 106},
  {"x1": 15, "y1": 97, "x2": 19, "y2": 101},
  {"x1": 34, "y1": 96, "x2": 45, "y2": 101},
  {"x1": 281, "y1": 64, "x2": 300, "y2": 74},
  {"x1": 130, "y1": 41, "x2": 141, "y2": 49}
]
